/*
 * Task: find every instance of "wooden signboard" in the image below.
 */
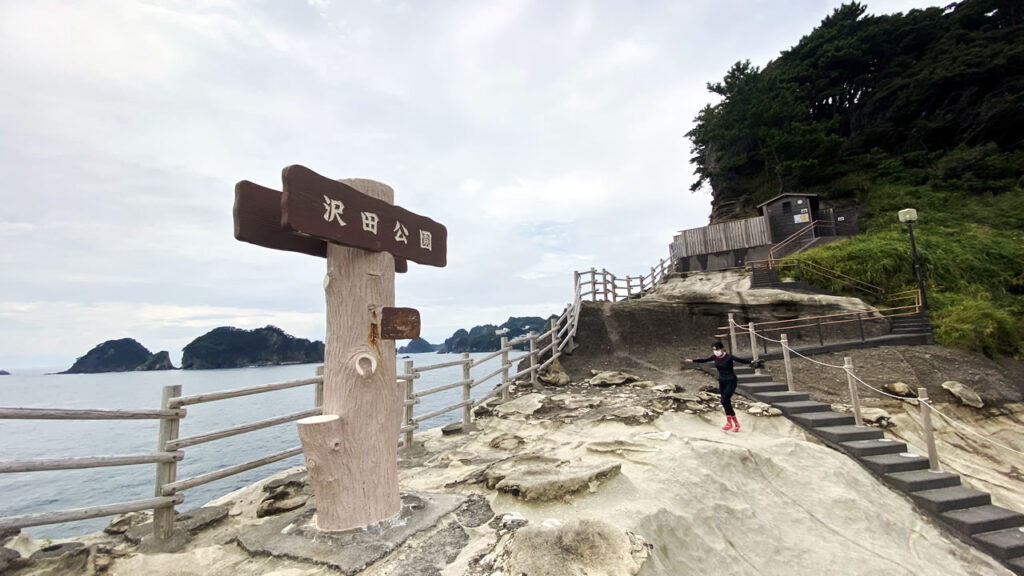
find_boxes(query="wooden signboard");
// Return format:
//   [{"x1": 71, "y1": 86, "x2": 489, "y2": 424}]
[{"x1": 282, "y1": 165, "x2": 447, "y2": 268}]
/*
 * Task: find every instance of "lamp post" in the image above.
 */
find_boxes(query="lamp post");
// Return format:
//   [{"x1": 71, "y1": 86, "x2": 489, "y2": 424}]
[{"x1": 898, "y1": 208, "x2": 928, "y2": 313}]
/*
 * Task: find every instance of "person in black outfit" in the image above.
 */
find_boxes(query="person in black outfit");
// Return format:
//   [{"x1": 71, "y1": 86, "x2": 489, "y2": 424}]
[{"x1": 684, "y1": 341, "x2": 754, "y2": 432}]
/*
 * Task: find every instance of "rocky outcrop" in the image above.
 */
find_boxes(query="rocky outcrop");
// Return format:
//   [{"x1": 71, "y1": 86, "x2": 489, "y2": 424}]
[
  {"x1": 0, "y1": 369, "x2": 10, "y2": 375},
  {"x1": 398, "y1": 337, "x2": 438, "y2": 354},
  {"x1": 942, "y1": 380, "x2": 984, "y2": 408},
  {"x1": 62, "y1": 338, "x2": 154, "y2": 374},
  {"x1": 136, "y1": 351, "x2": 176, "y2": 371},
  {"x1": 488, "y1": 518, "x2": 651, "y2": 576},
  {"x1": 180, "y1": 325, "x2": 324, "y2": 370}
]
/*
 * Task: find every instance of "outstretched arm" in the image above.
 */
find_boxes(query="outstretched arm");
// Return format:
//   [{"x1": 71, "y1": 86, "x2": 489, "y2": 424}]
[{"x1": 686, "y1": 356, "x2": 714, "y2": 364}]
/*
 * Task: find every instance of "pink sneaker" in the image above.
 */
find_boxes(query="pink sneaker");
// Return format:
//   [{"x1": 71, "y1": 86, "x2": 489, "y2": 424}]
[
  {"x1": 732, "y1": 417, "x2": 740, "y2": 433},
  {"x1": 722, "y1": 417, "x2": 734, "y2": 431}
]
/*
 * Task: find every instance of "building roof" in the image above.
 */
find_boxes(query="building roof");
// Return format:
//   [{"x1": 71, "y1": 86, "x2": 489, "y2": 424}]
[{"x1": 756, "y1": 193, "x2": 819, "y2": 209}]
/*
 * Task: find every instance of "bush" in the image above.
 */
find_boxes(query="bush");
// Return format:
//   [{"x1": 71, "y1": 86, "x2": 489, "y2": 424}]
[{"x1": 930, "y1": 292, "x2": 1023, "y2": 358}]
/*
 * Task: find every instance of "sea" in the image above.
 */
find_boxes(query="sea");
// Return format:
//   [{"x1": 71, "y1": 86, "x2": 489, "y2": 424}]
[{"x1": 0, "y1": 352, "x2": 507, "y2": 539}]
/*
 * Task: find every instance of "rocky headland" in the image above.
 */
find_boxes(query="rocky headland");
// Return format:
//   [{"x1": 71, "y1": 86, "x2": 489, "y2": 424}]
[
  {"x1": 180, "y1": 325, "x2": 324, "y2": 370},
  {"x1": 61, "y1": 338, "x2": 175, "y2": 374},
  {"x1": 7, "y1": 270, "x2": 1023, "y2": 575}
]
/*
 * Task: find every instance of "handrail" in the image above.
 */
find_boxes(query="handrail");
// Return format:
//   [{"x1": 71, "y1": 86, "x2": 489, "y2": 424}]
[
  {"x1": 575, "y1": 257, "x2": 672, "y2": 302},
  {"x1": 169, "y1": 377, "x2": 320, "y2": 407},
  {"x1": 768, "y1": 221, "x2": 823, "y2": 263}
]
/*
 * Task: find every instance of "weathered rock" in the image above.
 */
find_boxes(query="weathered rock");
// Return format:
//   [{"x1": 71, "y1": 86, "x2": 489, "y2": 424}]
[
  {"x1": 256, "y1": 474, "x2": 311, "y2": 517},
  {"x1": 28, "y1": 542, "x2": 89, "y2": 574},
  {"x1": 941, "y1": 380, "x2": 984, "y2": 408},
  {"x1": 589, "y1": 370, "x2": 640, "y2": 387},
  {"x1": 256, "y1": 495, "x2": 309, "y2": 517},
  {"x1": 0, "y1": 527, "x2": 19, "y2": 545},
  {"x1": 538, "y1": 358, "x2": 571, "y2": 386},
  {"x1": 630, "y1": 380, "x2": 656, "y2": 388},
  {"x1": 551, "y1": 393, "x2": 602, "y2": 410},
  {"x1": 454, "y1": 494, "x2": 494, "y2": 528},
  {"x1": 608, "y1": 406, "x2": 654, "y2": 424},
  {"x1": 586, "y1": 440, "x2": 660, "y2": 454},
  {"x1": 860, "y1": 408, "x2": 893, "y2": 427},
  {"x1": 885, "y1": 381, "x2": 913, "y2": 396},
  {"x1": 125, "y1": 505, "x2": 230, "y2": 548},
  {"x1": 473, "y1": 397, "x2": 499, "y2": 417},
  {"x1": 105, "y1": 511, "x2": 150, "y2": 535},
  {"x1": 483, "y1": 454, "x2": 621, "y2": 501},
  {"x1": 441, "y1": 422, "x2": 464, "y2": 435},
  {"x1": 0, "y1": 547, "x2": 23, "y2": 573},
  {"x1": 493, "y1": 393, "x2": 546, "y2": 417},
  {"x1": 496, "y1": 519, "x2": 651, "y2": 576},
  {"x1": 488, "y1": 433, "x2": 525, "y2": 450}
]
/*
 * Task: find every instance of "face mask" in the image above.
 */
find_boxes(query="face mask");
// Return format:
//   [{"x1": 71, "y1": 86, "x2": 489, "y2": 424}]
[{"x1": 713, "y1": 349, "x2": 725, "y2": 357}]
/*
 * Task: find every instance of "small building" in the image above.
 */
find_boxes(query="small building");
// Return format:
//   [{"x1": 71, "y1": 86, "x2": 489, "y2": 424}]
[{"x1": 670, "y1": 193, "x2": 857, "y2": 273}]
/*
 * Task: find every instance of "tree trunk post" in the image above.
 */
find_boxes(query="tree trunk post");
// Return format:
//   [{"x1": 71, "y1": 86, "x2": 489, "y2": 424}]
[
  {"x1": 314, "y1": 365, "x2": 324, "y2": 409},
  {"x1": 297, "y1": 178, "x2": 401, "y2": 532},
  {"x1": 153, "y1": 384, "x2": 182, "y2": 542},
  {"x1": 500, "y1": 336, "x2": 510, "y2": 401}
]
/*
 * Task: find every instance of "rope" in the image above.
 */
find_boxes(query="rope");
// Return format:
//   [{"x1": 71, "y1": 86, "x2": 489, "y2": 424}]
[{"x1": 730, "y1": 319, "x2": 1023, "y2": 459}]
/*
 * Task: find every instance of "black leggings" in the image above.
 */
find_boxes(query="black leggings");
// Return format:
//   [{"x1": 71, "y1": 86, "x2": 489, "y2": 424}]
[{"x1": 719, "y1": 378, "x2": 738, "y2": 416}]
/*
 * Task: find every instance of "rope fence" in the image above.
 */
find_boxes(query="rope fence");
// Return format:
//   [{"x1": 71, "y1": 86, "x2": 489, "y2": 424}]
[{"x1": 725, "y1": 317, "x2": 1024, "y2": 468}]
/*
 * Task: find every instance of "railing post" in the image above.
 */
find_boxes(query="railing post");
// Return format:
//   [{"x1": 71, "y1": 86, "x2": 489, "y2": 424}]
[
  {"x1": 845, "y1": 357, "x2": 863, "y2": 426},
  {"x1": 602, "y1": 268, "x2": 610, "y2": 302},
  {"x1": 552, "y1": 317, "x2": 561, "y2": 358},
  {"x1": 314, "y1": 365, "x2": 324, "y2": 409},
  {"x1": 461, "y1": 353, "x2": 472, "y2": 428},
  {"x1": 500, "y1": 336, "x2": 510, "y2": 402},
  {"x1": 858, "y1": 313, "x2": 865, "y2": 342},
  {"x1": 590, "y1": 267, "x2": 597, "y2": 302},
  {"x1": 817, "y1": 318, "x2": 824, "y2": 346},
  {"x1": 650, "y1": 266, "x2": 656, "y2": 289},
  {"x1": 918, "y1": 387, "x2": 941, "y2": 472},
  {"x1": 781, "y1": 334, "x2": 794, "y2": 392},
  {"x1": 402, "y1": 360, "x2": 415, "y2": 448},
  {"x1": 153, "y1": 384, "x2": 182, "y2": 542},
  {"x1": 626, "y1": 276, "x2": 633, "y2": 299},
  {"x1": 529, "y1": 331, "x2": 539, "y2": 389},
  {"x1": 728, "y1": 313, "x2": 738, "y2": 354},
  {"x1": 747, "y1": 322, "x2": 759, "y2": 363}
]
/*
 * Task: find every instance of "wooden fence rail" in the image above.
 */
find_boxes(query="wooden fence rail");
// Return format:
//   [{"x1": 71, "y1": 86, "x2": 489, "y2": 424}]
[
  {"x1": 0, "y1": 266, "x2": 589, "y2": 542},
  {"x1": 576, "y1": 257, "x2": 672, "y2": 302}
]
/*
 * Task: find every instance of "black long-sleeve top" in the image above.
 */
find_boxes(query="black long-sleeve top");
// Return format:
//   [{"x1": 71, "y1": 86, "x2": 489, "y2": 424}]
[{"x1": 691, "y1": 353, "x2": 751, "y2": 379}]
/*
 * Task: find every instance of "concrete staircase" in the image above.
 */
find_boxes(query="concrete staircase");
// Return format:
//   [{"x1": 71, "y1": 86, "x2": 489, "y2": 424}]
[
  {"x1": 734, "y1": 367, "x2": 1024, "y2": 574},
  {"x1": 889, "y1": 313, "x2": 935, "y2": 344}
]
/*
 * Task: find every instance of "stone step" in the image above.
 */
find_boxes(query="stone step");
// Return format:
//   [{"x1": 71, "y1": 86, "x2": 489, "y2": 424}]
[
  {"x1": 883, "y1": 469, "x2": 961, "y2": 492},
  {"x1": 813, "y1": 425, "x2": 884, "y2": 444},
  {"x1": 941, "y1": 505, "x2": 1024, "y2": 537},
  {"x1": 839, "y1": 438, "x2": 908, "y2": 457},
  {"x1": 911, "y1": 486, "x2": 991, "y2": 514},
  {"x1": 737, "y1": 381, "x2": 788, "y2": 395},
  {"x1": 1008, "y1": 557, "x2": 1024, "y2": 576},
  {"x1": 790, "y1": 411, "x2": 856, "y2": 428},
  {"x1": 754, "y1": 391, "x2": 811, "y2": 404},
  {"x1": 972, "y1": 526, "x2": 1024, "y2": 562},
  {"x1": 773, "y1": 400, "x2": 832, "y2": 415},
  {"x1": 736, "y1": 373, "x2": 772, "y2": 383},
  {"x1": 859, "y1": 452, "x2": 931, "y2": 475}
]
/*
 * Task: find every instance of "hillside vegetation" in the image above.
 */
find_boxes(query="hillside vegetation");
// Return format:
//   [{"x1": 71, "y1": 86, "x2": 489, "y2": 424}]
[{"x1": 687, "y1": 0, "x2": 1023, "y2": 357}]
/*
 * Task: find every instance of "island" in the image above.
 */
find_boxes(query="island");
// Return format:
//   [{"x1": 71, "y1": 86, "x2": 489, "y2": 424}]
[
  {"x1": 0, "y1": 370, "x2": 9, "y2": 375},
  {"x1": 439, "y1": 316, "x2": 556, "y2": 353},
  {"x1": 180, "y1": 325, "x2": 324, "y2": 370},
  {"x1": 397, "y1": 337, "x2": 439, "y2": 354},
  {"x1": 61, "y1": 339, "x2": 176, "y2": 374}
]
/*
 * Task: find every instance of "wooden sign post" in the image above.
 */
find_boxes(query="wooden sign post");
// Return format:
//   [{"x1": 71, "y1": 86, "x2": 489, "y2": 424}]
[{"x1": 233, "y1": 165, "x2": 446, "y2": 531}]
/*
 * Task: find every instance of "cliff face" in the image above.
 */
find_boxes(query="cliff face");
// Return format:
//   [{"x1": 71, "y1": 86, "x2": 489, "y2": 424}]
[
  {"x1": 180, "y1": 326, "x2": 324, "y2": 370},
  {"x1": 62, "y1": 338, "x2": 154, "y2": 374}
]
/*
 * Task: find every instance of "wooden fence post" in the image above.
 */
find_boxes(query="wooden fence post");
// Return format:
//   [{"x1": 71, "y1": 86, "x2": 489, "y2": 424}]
[
  {"x1": 919, "y1": 387, "x2": 941, "y2": 471},
  {"x1": 529, "y1": 331, "x2": 539, "y2": 389},
  {"x1": 602, "y1": 268, "x2": 610, "y2": 302},
  {"x1": 747, "y1": 322, "x2": 759, "y2": 363},
  {"x1": 589, "y1": 267, "x2": 597, "y2": 302},
  {"x1": 781, "y1": 334, "x2": 794, "y2": 392},
  {"x1": 552, "y1": 318, "x2": 561, "y2": 358},
  {"x1": 402, "y1": 360, "x2": 415, "y2": 448},
  {"x1": 314, "y1": 365, "x2": 324, "y2": 409},
  {"x1": 461, "y1": 352, "x2": 472, "y2": 427},
  {"x1": 500, "y1": 336, "x2": 510, "y2": 401},
  {"x1": 845, "y1": 357, "x2": 862, "y2": 426},
  {"x1": 728, "y1": 313, "x2": 738, "y2": 354},
  {"x1": 153, "y1": 384, "x2": 182, "y2": 542}
]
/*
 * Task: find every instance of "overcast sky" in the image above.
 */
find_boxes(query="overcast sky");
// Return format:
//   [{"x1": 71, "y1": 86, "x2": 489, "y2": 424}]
[{"x1": 0, "y1": 0, "x2": 940, "y2": 370}]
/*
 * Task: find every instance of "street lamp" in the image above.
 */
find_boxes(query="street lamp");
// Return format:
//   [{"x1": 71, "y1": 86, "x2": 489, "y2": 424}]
[{"x1": 898, "y1": 208, "x2": 928, "y2": 313}]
